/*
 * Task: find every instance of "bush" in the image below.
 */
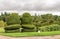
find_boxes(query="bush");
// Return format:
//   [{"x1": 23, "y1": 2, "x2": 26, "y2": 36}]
[
  {"x1": 0, "y1": 27, "x2": 5, "y2": 33},
  {"x1": 4, "y1": 24, "x2": 21, "y2": 33},
  {"x1": 21, "y1": 12, "x2": 33, "y2": 24},
  {"x1": 22, "y1": 28, "x2": 36, "y2": 32},
  {"x1": 5, "y1": 13, "x2": 20, "y2": 25},
  {"x1": 0, "y1": 20, "x2": 6, "y2": 27},
  {"x1": 5, "y1": 29, "x2": 20, "y2": 33},
  {"x1": 22, "y1": 24, "x2": 35, "y2": 29},
  {"x1": 39, "y1": 24, "x2": 60, "y2": 32},
  {"x1": 5, "y1": 25, "x2": 21, "y2": 30},
  {"x1": 21, "y1": 24, "x2": 36, "y2": 32}
]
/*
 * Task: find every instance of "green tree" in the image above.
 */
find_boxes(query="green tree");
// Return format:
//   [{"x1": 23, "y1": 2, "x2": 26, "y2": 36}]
[
  {"x1": 1, "y1": 12, "x2": 10, "y2": 22},
  {"x1": 40, "y1": 14, "x2": 54, "y2": 26},
  {"x1": 33, "y1": 13, "x2": 42, "y2": 31},
  {"x1": 21, "y1": 12, "x2": 33, "y2": 24},
  {"x1": 6, "y1": 13, "x2": 20, "y2": 25}
]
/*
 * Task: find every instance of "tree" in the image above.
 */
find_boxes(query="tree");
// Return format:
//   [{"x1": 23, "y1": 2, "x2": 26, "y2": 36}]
[
  {"x1": 40, "y1": 14, "x2": 54, "y2": 26},
  {"x1": 21, "y1": 12, "x2": 33, "y2": 24},
  {"x1": 33, "y1": 13, "x2": 41, "y2": 32},
  {"x1": 1, "y1": 12, "x2": 10, "y2": 22},
  {"x1": 5, "y1": 13, "x2": 20, "y2": 25}
]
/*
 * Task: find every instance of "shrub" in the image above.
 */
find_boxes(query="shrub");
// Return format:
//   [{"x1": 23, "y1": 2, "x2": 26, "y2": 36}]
[
  {"x1": 22, "y1": 28, "x2": 36, "y2": 32},
  {"x1": 39, "y1": 24, "x2": 60, "y2": 32},
  {"x1": 22, "y1": 24, "x2": 35, "y2": 29},
  {"x1": 0, "y1": 27, "x2": 5, "y2": 33},
  {"x1": 21, "y1": 24, "x2": 36, "y2": 32},
  {"x1": 5, "y1": 13, "x2": 20, "y2": 25},
  {"x1": 4, "y1": 24, "x2": 21, "y2": 33},
  {"x1": 0, "y1": 20, "x2": 6, "y2": 27},
  {"x1": 21, "y1": 12, "x2": 33, "y2": 24},
  {"x1": 5, "y1": 29, "x2": 20, "y2": 33},
  {"x1": 5, "y1": 25, "x2": 20, "y2": 30}
]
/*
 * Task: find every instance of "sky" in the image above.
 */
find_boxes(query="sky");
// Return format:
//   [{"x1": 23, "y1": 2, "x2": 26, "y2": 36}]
[{"x1": 0, "y1": 0, "x2": 60, "y2": 15}]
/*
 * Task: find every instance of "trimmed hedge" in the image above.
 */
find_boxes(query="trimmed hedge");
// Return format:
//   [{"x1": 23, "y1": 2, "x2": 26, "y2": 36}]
[
  {"x1": 22, "y1": 28, "x2": 36, "y2": 32},
  {"x1": 4, "y1": 24, "x2": 21, "y2": 33},
  {"x1": 5, "y1": 25, "x2": 20, "y2": 30},
  {"x1": 21, "y1": 24, "x2": 36, "y2": 32},
  {"x1": 5, "y1": 29, "x2": 20, "y2": 33},
  {"x1": 22, "y1": 24, "x2": 35, "y2": 29}
]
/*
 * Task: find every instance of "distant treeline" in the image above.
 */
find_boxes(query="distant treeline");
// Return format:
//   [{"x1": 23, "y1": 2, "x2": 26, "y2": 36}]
[
  {"x1": 0, "y1": 12, "x2": 60, "y2": 26},
  {"x1": 0, "y1": 12, "x2": 60, "y2": 32}
]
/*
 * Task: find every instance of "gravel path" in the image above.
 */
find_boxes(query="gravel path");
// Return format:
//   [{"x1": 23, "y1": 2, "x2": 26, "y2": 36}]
[{"x1": 0, "y1": 35, "x2": 60, "y2": 39}]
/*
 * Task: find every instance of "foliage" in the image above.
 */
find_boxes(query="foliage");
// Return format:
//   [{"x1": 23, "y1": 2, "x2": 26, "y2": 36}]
[
  {"x1": 5, "y1": 13, "x2": 20, "y2": 25},
  {"x1": 22, "y1": 24, "x2": 35, "y2": 28},
  {"x1": 0, "y1": 20, "x2": 6, "y2": 27},
  {"x1": 0, "y1": 12, "x2": 60, "y2": 32},
  {"x1": 39, "y1": 24, "x2": 60, "y2": 32},
  {"x1": 21, "y1": 24, "x2": 36, "y2": 32},
  {"x1": 4, "y1": 24, "x2": 21, "y2": 30},
  {"x1": 1, "y1": 12, "x2": 10, "y2": 22},
  {"x1": 5, "y1": 29, "x2": 20, "y2": 33},
  {"x1": 21, "y1": 12, "x2": 33, "y2": 24},
  {"x1": 22, "y1": 28, "x2": 36, "y2": 32},
  {"x1": 0, "y1": 27, "x2": 5, "y2": 33},
  {"x1": 4, "y1": 24, "x2": 21, "y2": 32}
]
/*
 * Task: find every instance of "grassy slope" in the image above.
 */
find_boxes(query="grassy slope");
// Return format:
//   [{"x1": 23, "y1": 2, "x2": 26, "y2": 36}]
[
  {"x1": 0, "y1": 28, "x2": 60, "y2": 37},
  {"x1": 0, "y1": 31, "x2": 60, "y2": 37}
]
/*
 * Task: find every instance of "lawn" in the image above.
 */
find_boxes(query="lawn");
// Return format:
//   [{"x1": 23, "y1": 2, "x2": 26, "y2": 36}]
[
  {"x1": 0, "y1": 28, "x2": 60, "y2": 37},
  {"x1": 0, "y1": 31, "x2": 60, "y2": 37}
]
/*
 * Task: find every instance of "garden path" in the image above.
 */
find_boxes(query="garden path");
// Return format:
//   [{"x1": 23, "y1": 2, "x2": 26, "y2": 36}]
[{"x1": 0, "y1": 35, "x2": 60, "y2": 39}]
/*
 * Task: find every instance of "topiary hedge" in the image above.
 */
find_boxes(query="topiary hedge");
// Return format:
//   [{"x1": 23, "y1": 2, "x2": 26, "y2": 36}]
[
  {"x1": 21, "y1": 24, "x2": 36, "y2": 32},
  {"x1": 22, "y1": 28, "x2": 36, "y2": 32},
  {"x1": 4, "y1": 24, "x2": 21, "y2": 33},
  {"x1": 22, "y1": 24, "x2": 35, "y2": 29},
  {"x1": 5, "y1": 29, "x2": 20, "y2": 33}
]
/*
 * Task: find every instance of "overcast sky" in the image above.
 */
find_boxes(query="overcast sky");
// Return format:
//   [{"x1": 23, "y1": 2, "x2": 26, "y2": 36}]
[{"x1": 0, "y1": 0, "x2": 60, "y2": 15}]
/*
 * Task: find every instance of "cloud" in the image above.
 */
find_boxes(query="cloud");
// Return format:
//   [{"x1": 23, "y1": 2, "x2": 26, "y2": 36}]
[{"x1": 0, "y1": 0, "x2": 60, "y2": 11}]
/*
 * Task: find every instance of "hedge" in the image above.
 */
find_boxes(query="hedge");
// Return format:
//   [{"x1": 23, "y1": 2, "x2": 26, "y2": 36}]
[
  {"x1": 22, "y1": 24, "x2": 35, "y2": 29},
  {"x1": 4, "y1": 24, "x2": 21, "y2": 32},
  {"x1": 21, "y1": 24, "x2": 36, "y2": 32},
  {"x1": 21, "y1": 28, "x2": 36, "y2": 32},
  {"x1": 5, "y1": 29, "x2": 20, "y2": 33}
]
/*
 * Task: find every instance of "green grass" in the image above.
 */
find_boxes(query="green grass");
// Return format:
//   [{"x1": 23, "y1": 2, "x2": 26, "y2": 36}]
[
  {"x1": 0, "y1": 31, "x2": 60, "y2": 37},
  {"x1": 0, "y1": 28, "x2": 60, "y2": 37}
]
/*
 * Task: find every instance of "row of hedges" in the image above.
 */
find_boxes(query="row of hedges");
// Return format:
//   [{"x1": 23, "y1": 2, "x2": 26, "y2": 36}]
[
  {"x1": 4, "y1": 24, "x2": 36, "y2": 32},
  {"x1": 4, "y1": 24, "x2": 60, "y2": 32},
  {"x1": 21, "y1": 24, "x2": 36, "y2": 32},
  {"x1": 39, "y1": 24, "x2": 60, "y2": 32}
]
